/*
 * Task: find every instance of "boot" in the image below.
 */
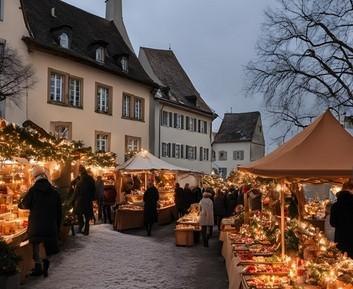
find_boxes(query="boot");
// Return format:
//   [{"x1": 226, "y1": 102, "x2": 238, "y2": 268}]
[
  {"x1": 30, "y1": 263, "x2": 43, "y2": 276},
  {"x1": 43, "y1": 259, "x2": 50, "y2": 278}
]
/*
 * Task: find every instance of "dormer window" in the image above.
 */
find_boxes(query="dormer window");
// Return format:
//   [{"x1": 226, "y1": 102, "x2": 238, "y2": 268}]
[
  {"x1": 121, "y1": 56, "x2": 128, "y2": 72},
  {"x1": 59, "y1": 33, "x2": 69, "y2": 49},
  {"x1": 96, "y1": 47, "x2": 105, "y2": 63}
]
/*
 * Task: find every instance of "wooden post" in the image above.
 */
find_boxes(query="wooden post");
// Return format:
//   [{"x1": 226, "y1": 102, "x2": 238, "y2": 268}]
[
  {"x1": 244, "y1": 190, "x2": 250, "y2": 224},
  {"x1": 280, "y1": 187, "x2": 285, "y2": 258}
]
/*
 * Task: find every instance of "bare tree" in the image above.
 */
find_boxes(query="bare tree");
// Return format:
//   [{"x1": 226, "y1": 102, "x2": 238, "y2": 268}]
[
  {"x1": 246, "y1": 0, "x2": 353, "y2": 139},
  {"x1": 0, "y1": 44, "x2": 35, "y2": 104}
]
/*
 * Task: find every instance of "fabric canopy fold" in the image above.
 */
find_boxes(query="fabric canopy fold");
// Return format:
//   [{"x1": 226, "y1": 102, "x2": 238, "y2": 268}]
[{"x1": 239, "y1": 110, "x2": 353, "y2": 179}]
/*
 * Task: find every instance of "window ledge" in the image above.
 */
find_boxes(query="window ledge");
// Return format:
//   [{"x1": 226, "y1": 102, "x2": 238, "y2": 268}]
[
  {"x1": 95, "y1": 110, "x2": 112, "y2": 116},
  {"x1": 121, "y1": 116, "x2": 145, "y2": 122}
]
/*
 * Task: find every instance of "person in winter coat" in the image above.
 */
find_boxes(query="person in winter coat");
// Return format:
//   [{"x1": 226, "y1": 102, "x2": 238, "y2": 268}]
[
  {"x1": 184, "y1": 183, "x2": 192, "y2": 211},
  {"x1": 175, "y1": 183, "x2": 185, "y2": 218},
  {"x1": 73, "y1": 165, "x2": 96, "y2": 235},
  {"x1": 214, "y1": 189, "x2": 226, "y2": 231},
  {"x1": 225, "y1": 186, "x2": 238, "y2": 217},
  {"x1": 199, "y1": 192, "x2": 214, "y2": 247},
  {"x1": 143, "y1": 181, "x2": 160, "y2": 236},
  {"x1": 103, "y1": 186, "x2": 116, "y2": 224},
  {"x1": 330, "y1": 181, "x2": 353, "y2": 258},
  {"x1": 249, "y1": 189, "x2": 262, "y2": 211},
  {"x1": 95, "y1": 176, "x2": 104, "y2": 222},
  {"x1": 19, "y1": 166, "x2": 62, "y2": 278}
]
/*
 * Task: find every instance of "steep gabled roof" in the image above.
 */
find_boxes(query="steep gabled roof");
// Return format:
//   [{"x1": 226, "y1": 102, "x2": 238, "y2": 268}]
[
  {"x1": 213, "y1": 112, "x2": 261, "y2": 143},
  {"x1": 20, "y1": 0, "x2": 154, "y2": 86},
  {"x1": 140, "y1": 47, "x2": 213, "y2": 115}
]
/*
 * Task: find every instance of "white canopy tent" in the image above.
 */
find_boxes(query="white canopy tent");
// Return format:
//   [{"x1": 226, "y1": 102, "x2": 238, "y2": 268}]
[{"x1": 117, "y1": 150, "x2": 194, "y2": 172}]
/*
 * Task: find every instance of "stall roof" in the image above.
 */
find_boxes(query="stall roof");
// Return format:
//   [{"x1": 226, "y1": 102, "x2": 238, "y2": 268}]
[
  {"x1": 117, "y1": 151, "x2": 194, "y2": 172},
  {"x1": 239, "y1": 110, "x2": 353, "y2": 179}
]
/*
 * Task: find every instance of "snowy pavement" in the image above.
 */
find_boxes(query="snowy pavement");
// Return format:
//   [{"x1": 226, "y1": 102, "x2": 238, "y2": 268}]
[{"x1": 22, "y1": 224, "x2": 228, "y2": 289}]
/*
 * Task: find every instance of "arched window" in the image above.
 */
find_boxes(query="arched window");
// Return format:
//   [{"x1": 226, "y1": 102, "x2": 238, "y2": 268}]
[
  {"x1": 96, "y1": 47, "x2": 105, "y2": 63},
  {"x1": 59, "y1": 33, "x2": 69, "y2": 48}
]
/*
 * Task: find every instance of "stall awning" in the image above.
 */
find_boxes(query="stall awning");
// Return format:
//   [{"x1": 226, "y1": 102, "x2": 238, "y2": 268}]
[
  {"x1": 117, "y1": 151, "x2": 194, "y2": 172},
  {"x1": 239, "y1": 110, "x2": 353, "y2": 179}
]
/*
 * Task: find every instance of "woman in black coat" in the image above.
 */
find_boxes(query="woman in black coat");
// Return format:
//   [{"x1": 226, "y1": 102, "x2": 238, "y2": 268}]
[
  {"x1": 19, "y1": 167, "x2": 62, "y2": 277},
  {"x1": 330, "y1": 185, "x2": 353, "y2": 258},
  {"x1": 143, "y1": 182, "x2": 159, "y2": 236}
]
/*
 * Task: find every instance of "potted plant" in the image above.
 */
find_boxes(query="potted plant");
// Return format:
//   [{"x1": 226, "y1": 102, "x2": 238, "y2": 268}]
[{"x1": 0, "y1": 240, "x2": 21, "y2": 289}]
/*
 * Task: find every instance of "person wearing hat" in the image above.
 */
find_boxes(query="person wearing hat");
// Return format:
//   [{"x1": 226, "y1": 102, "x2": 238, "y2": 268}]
[
  {"x1": 19, "y1": 165, "x2": 62, "y2": 277},
  {"x1": 73, "y1": 165, "x2": 96, "y2": 235}
]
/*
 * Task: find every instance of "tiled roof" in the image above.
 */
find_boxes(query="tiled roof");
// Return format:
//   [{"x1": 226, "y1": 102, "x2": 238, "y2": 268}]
[
  {"x1": 140, "y1": 47, "x2": 213, "y2": 115},
  {"x1": 21, "y1": 0, "x2": 154, "y2": 86},
  {"x1": 213, "y1": 112, "x2": 261, "y2": 143}
]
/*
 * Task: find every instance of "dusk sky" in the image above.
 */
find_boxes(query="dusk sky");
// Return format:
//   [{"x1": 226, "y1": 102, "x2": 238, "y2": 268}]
[{"x1": 64, "y1": 0, "x2": 278, "y2": 149}]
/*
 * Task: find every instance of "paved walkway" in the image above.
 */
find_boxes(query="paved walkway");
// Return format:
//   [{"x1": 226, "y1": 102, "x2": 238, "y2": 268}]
[{"x1": 22, "y1": 224, "x2": 228, "y2": 289}]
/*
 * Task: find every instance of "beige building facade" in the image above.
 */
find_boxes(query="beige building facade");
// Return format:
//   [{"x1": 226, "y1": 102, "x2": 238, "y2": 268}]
[{"x1": 0, "y1": 0, "x2": 154, "y2": 164}]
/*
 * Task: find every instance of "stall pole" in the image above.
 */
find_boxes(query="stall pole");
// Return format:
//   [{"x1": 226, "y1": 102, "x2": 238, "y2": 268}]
[
  {"x1": 145, "y1": 172, "x2": 148, "y2": 189},
  {"x1": 280, "y1": 187, "x2": 285, "y2": 258},
  {"x1": 244, "y1": 188, "x2": 250, "y2": 224}
]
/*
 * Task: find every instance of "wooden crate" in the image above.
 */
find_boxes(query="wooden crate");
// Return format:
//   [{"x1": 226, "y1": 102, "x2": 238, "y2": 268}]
[{"x1": 175, "y1": 229, "x2": 194, "y2": 247}]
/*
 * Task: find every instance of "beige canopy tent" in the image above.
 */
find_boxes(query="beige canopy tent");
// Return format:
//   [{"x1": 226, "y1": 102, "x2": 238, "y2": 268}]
[
  {"x1": 239, "y1": 110, "x2": 353, "y2": 257},
  {"x1": 239, "y1": 110, "x2": 353, "y2": 180}
]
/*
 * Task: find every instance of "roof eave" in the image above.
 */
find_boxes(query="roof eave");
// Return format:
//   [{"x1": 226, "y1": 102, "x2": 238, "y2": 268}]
[
  {"x1": 22, "y1": 37, "x2": 156, "y2": 88},
  {"x1": 156, "y1": 97, "x2": 214, "y2": 118}
]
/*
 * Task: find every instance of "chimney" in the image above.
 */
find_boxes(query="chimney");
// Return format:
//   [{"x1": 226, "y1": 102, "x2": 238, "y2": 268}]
[{"x1": 105, "y1": 0, "x2": 134, "y2": 52}]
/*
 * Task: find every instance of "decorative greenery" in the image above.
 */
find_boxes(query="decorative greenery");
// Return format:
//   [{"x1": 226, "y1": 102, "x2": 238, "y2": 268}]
[
  {"x1": 0, "y1": 120, "x2": 116, "y2": 167},
  {"x1": 0, "y1": 240, "x2": 21, "y2": 276}
]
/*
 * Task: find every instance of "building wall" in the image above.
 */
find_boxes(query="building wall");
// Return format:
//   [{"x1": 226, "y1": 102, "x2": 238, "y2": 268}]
[
  {"x1": 212, "y1": 142, "x2": 251, "y2": 178},
  {"x1": 0, "y1": 0, "x2": 30, "y2": 124},
  {"x1": 250, "y1": 118, "x2": 265, "y2": 161},
  {"x1": 155, "y1": 102, "x2": 213, "y2": 173},
  {"x1": 0, "y1": 0, "x2": 152, "y2": 165}
]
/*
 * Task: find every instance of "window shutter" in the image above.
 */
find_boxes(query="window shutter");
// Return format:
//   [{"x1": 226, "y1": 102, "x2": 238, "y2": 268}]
[
  {"x1": 186, "y1": 145, "x2": 189, "y2": 159},
  {"x1": 204, "y1": 121, "x2": 208, "y2": 134},
  {"x1": 169, "y1": 112, "x2": 173, "y2": 127},
  {"x1": 181, "y1": 115, "x2": 184, "y2": 129},
  {"x1": 198, "y1": 120, "x2": 201, "y2": 133},
  {"x1": 181, "y1": 145, "x2": 184, "y2": 159},
  {"x1": 194, "y1": 146, "x2": 197, "y2": 160},
  {"x1": 167, "y1": 143, "x2": 171, "y2": 157},
  {"x1": 172, "y1": 143, "x2": 176, "y2": 158},
  {"x1": 186, "y1": 116, "x2": 190, "y2": 130},
  {"x1": 200, "y1": 147, "x2": 203, "y2": 161},
  {"x1": 174, "y1": 113, "x2": 177, "y2": 128}
]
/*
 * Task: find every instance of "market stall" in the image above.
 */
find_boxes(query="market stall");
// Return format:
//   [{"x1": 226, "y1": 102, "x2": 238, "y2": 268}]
[
  {"x1": 221, "y1": 110, "x2": 353, "y2": 289},
  {"x1": 115, "y1": 150, "x2": 198, "y2": 231}
]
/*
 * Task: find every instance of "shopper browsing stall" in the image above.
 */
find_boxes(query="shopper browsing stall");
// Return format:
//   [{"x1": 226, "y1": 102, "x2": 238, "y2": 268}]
[
  {"x1": 143, "y1": 181, "x2": 159, "y2": 236},
  {"x1": 19, "y1": 166, "x2": 62, "y2": 278},
  {"x1": 199, "y1": 192, "x2": 214, "y2": 247},
  {"x1": 73, "y1": 165, "x2": 96, "y2": 235}
]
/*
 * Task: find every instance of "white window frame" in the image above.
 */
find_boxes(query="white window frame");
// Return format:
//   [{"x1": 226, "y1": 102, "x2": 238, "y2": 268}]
[
  {"x1": 97, "y1": 86, "x2": 109, "y2": 113},
  {"x1": 161, "y1": 143, "x2": 167, "y2": 157},
  {"x1": 59, "y1": 33, "x2": 69, "y2": 49},
  {"x1": 175, "y1": 144, "x2": 181, "y2": 159},
  {"x1": 219, "y1": 151, "x2": 227, "y2": 161},
  {"x1": 203, "y1": 148, "x2": 209, "y2": 161},
  {"x1": 51, "y1": 122, "x2": 72, "y2": 140},
  {"x1": 134, "y1": 98, "x2": 142, "y2": 120},
  {"x1": 219, "y1": 168, "x2": 227, "y2": 179},
  {"x1": 161, "y1": 111, "x2": 168, "y2": 126},
  {"x1": 96, "y1": 133, "x2": 110, "y2": 152},
  {"x1": 123, "y1": 94, "x2": 130, "y2": 118},
  {"x1": 96, "y1": 47, "x2": 105, "y2": 63},
  {"x1": 69, "y1": 77, "x2": 81, "y2": 107},
  {"x1": 50, "y1": 72, "x2": 64, "y2": 102},
  {"x1": 233, "y1": 150, "x2": 245, "y2": 160}
]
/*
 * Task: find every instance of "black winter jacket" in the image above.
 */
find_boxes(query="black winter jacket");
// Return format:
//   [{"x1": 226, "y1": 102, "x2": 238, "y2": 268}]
[{"x1": 19, "y1": 178, "x2": 62, "y2": 243}]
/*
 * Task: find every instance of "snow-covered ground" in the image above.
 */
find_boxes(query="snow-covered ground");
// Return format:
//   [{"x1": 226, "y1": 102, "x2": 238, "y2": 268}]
[{"x1": 22, "y1": 224, "x2": 228, "y2": 289}]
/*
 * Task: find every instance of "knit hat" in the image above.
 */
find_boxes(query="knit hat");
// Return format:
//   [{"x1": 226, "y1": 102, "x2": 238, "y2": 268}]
[{"x1": 31, "y1": 165, "x2": 45, "y2": 178}]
